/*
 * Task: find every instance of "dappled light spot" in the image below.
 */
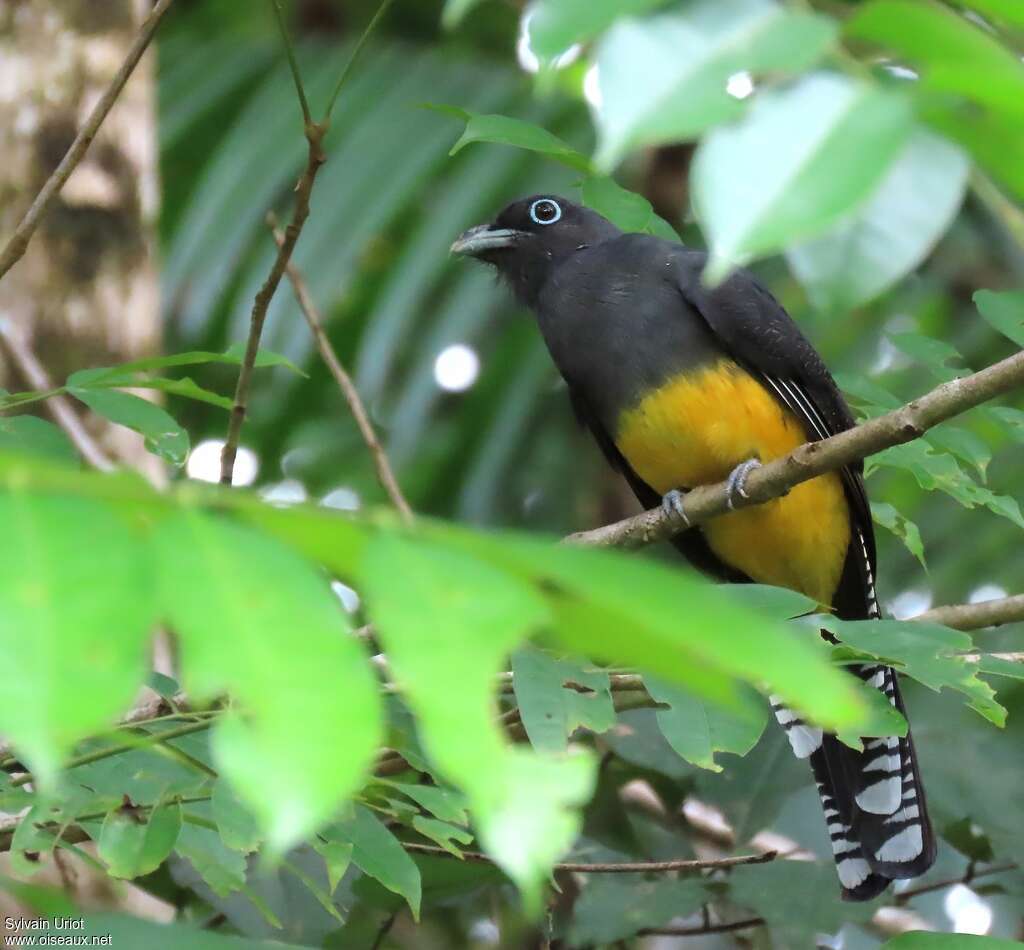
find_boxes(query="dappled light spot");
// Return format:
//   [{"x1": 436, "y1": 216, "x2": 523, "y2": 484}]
[
  {"x1": 321, "y1": 486, "x2": 361, "y2": 511},
  {"x1": 260, "y1": 479, "x2": 307, "y2": 505},
  {"x1": 517, "y1": 12, "x2": 581, "y2": 74},
  {"x1": 186, "y1": 439, "x2": 258, "y2": 486},
  {"x1": 726, "y1": 70, "x2": 754, "y2": 100},
  {"x1": 887, "y1": 588, "x2": 933, "y2": 620},
  {"x1": 969, "y1": 583, "x2": 1007, "y2": 604},
  {"x1": 331, "y1": 580, "x2": 361, "y2": 613},
  {"x1": 945, "y1": 883, "x2": 993, "y2": 935},
  {"x1": 434, "y1": 343, "x2": 480, "y2": 392},
  {"x1": 584, "y1": 63, "x2": 603, "y2": 110}
]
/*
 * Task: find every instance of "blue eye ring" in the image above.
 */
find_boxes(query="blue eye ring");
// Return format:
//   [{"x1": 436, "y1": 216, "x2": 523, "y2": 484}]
[{"x1": 529, "y1": 198, "x2": 562, "y2": 226}]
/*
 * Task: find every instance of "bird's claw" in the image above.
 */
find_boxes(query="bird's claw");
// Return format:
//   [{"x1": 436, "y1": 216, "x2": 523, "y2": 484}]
[
  {"x1": 661, "y1": 488, "x2": 690, "y2": 526},
  {"x1": 725, "y1": 458, "x2": 762, "y2": 510}
]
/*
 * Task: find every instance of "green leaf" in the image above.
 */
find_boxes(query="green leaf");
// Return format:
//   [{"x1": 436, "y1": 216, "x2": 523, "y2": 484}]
[
  {"x1": 692, "y1": 72, "x2": 912, "y2": 281},
  {"x1": 174, "y1": 817, "x2": 247, "y2": 898},
  {"x1": 646, "y1": 677, "x2": 767, "y2": 772},
  {"x1": 568, "y1": 874, "x2": 707, "y2": 945},
  {"x1": 444, "y1": 109, "x2": 593, "y2": 172},
  {"x1": 360, "y1": 535, "x2": 595, "y2": 911},
  {"x1": 154, "y1": 511, "x2": 382, "y2": 852},
  {"x1": 974, "y1": 289, "x2": 1024, "y2": 348},
  {"x1": 323, "y1": 805, "x2": 421, "y2": 919},
  {"x1": 729, "y1": 860, "x2": 878, "y2": 946},
  {"x1": 311, "y1": 836, "x2": 352, "y2": 894},
  {"x1": 974, "y1": 655, "x2": 1024, "y2": 681},
  {"x1": 69, "y1": 388, "x2": 189, "y2": 466},
  {"x1": 441, "y1": 0, "x2": 490, "y2": 28},
  {"x1": 788, "y1": 129, "x2": 968, "y2": 312},
  {"x1": 0, "y1": 493, "x2": 155, "y2": 787},
  {"x1": 882, "y1": 936, "x2": 1023, "y2": 950},
  {"x1": 221, "y1": 342, "x2": 306, "y2": 376},
  {"x1": 889, "y1": 330, "x2": 967, "y2": 382},
  {"x1": 411, "y1": 815, "x2": 474, "y2": 856},
  {"x1": 381, "y1": 781, "x2": 468, "y2": 825},
  {"x1": 846, "y1": 1, "x2": 1024, "y2": 121},
  {"x1": 470, "y1": 533, "x2": 867, "y2": 730},
  {"x1": 212, "y1": 780, "x2": 261, "y2": 854},
  {"x1": 820, "y1": 616, "x2": 1006, "y2": 726},
  {"x1": 594, "y1": 1, "x2": 837, "y2": 170},
  {"x1": 99, "y1": 799, "x2": 181, "y2": 879},
  {"x1": 579, "y1": 176, "x2": 679, "y2": 240},
  {"x1": 926, "y1": 425, "x2": 992, "y2": 481},
  {"x1": 871, "y1": 501, "x2": 927, "y2": 568},
  {"x1": 957, "y1": 0, "x2": 1024, "y2": 28},
  {"x1": 942, "y1": 816, "x2": 995, "y2": 863},
  {"x1": 512, "y1": 647, "x2": 616, "y2": 754},
  {"x1": 0, "y1": 417, "x2": 78, "y2": 465},
  {"x1": 526, "y1": 0, "x2": 667, "y2": 60}
]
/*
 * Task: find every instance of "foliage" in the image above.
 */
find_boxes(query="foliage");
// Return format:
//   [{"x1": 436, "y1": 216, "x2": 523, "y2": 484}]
[{"x1": 2, "y1": 0, "x2": 1023, "y2": 947}]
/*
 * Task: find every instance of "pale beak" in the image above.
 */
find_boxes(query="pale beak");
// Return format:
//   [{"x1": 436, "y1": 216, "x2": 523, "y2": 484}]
[{"x1": 450, "y1": 225, "x2": 526, "y2": 257}]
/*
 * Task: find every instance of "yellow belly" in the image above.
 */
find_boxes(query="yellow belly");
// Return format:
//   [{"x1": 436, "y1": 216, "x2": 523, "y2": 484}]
[{"x1": 615, "y1": 360, "x2": 850, "y2": 606}]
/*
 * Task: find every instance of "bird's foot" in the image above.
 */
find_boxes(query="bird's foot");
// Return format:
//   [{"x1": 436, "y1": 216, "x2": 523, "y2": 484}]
[
  {"x1": 725, "y1": 458, "x2": 762, "y2": 510},
  {"x1": 661, "y1": 488, "x2": 690, "y2": 526}
]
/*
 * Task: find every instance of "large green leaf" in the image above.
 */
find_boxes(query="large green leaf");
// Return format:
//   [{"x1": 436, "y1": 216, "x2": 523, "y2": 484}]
[
  {"x1": 882, "y1": 936, "x2": 1024, "y2": 950},
  {"x1": 99, "y1": 799, "x2": 182, "y2": 880},
  {"x1": 568, "y1": 874, "x2": 707, "y2": 945},
  {"x1": 693, "y1": 72, "x2": 912, "y2": 280},
  {"x1": 847, "y1": 0, "x2": 1024, "y2": 120},
  {"x1": 359, "y1": 535, "x2": 595, "y2": 911},
  {"x1": 512, "y1": 647, "x2": 616, "y2": 754},
  {"x1": 787, "y1": 128, "x2": 968, "y2": 312},
  {"x1": 322, "y1": 805, "x2": 422, "y2": 920},
  {"x1": 69, "y1": 388, "x2": 189, "y2": 466},
  {"x1": 0, "y1": 493, "x2": 155, "y2": 786},
  {"x1": 646, "y1": 677, "x2": 766, "y2": 772},
  {"x1": 819, "y1": 617, "x2": 1005, "y2": 726},
  {"x1": 974, "y1": 289, "x2": 1024, "y2": 349},
  {"x1": 525, "y1": 0, "x2": 667, "y2": 60},
  {"x1": 729, "y1": 860, "x2": 878, "y2": 946},
  {"x1": 593, "y1": 0, "x2": 837, "y2": 170},
  {"x1": 154, "y1": 511, "x2": 382, "y2": 852}
]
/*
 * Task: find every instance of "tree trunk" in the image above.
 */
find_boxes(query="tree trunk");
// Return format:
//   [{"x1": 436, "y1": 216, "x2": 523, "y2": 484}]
[{"x1": 0, "y1": 0, "x2": 161, "y2": 469}]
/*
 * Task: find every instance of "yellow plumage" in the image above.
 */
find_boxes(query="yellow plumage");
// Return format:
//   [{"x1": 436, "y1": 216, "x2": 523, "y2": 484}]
[{"x1": 615, "y1": 360, "x2": 850, "y2": 606}]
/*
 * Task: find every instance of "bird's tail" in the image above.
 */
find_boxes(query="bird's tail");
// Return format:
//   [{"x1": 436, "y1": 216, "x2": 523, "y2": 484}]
[{"x1": 771, "y1": 663, "x2": 935, "y2": 901}]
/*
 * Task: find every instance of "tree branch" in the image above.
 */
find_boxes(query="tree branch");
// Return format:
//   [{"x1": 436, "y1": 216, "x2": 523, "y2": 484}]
[
  {"x1": 566, "y1": 351, "x2": 1024, "y2": 548},
  {"x1": 401, "y1": 842, "x2": 777, "y2": 873},
  {"x1": 268, "y1": 215, "x2": 413, "y2": 522},
  {"x1": 0, "y1": 320, "x2": 114, "y2": 471},
  {"x1": 0, "y1": 0, "x2": 175, "y2": 282},
  {"x1": 916, "y1": 595, "x2": 1024, "y2": 631},
  {"x1": 219, "y1": 0, "x2": 393, "y2": 485}
]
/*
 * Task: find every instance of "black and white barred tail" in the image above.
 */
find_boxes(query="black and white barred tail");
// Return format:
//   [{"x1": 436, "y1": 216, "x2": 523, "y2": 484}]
[{"x1": 771, "y1": 667, "x2": 935, "y2": 900}]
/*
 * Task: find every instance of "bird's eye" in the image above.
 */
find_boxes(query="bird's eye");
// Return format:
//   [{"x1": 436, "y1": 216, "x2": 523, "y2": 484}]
[{"x1": 529, "y1": 198, "x2": 562, "y2": 226}]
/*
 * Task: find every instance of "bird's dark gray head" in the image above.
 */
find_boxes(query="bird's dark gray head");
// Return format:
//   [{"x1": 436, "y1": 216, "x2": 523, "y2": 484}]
[{"x1": 451, "y1": 195, "x2": 620, "y2": 306}]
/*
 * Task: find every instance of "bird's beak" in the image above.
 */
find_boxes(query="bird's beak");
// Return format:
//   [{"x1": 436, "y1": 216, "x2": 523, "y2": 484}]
[{"x1": 450, "y1": 224, "x2": 526, "y2": 257}]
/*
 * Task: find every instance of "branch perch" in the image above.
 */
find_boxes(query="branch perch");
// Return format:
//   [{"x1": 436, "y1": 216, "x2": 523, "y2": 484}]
[
  {"x1": 219, "y1": 0, "x2": 391, "y2": 485},
  {"x1": 567, "y1": 350, "x2": 1024, "y2": 548},
  {"x1": 0, "y1": 0, "x2": 176, "y2": 281},
  {"x1": 268, "y1": 215, "x2": 413, "y2": 522}
]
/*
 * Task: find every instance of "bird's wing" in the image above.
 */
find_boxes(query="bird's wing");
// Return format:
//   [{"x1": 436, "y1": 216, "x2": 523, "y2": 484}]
[{"x1": 669, "y1": 250, "x2": 877, "y2": 618}]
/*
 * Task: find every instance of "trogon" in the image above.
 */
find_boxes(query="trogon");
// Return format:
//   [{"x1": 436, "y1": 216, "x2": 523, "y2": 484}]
[{"x1": 451, "y1": 195, "x2": 935, "y2": 900}]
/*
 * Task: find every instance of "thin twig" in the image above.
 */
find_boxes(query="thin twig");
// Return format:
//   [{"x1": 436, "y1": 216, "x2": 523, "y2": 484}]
[
  {"x1": 639, "y1": 916, "x2": 766, "y2": 938},
  {"x1": 269, "y1": 0, "x2": 312, "y2": 125},
  {"x1": 324, "y1": 0, "x2": 396, "y2": 121},
  {"x1": 0, "y1": 0, "x2": 175, "y2": 281},
  {"x1": 268, "y1": 215, "x2": 413, "y2": 522},
  {"x1": 896, "y1": 861, "x2": 1018, "y2": 902},
  {"x1": 402, "y1": 842, "x2": 777, "y2": 873},
  {"x1": 219, "y1": 0, "x2": 393, "y2": 485},
  {"x1": 566, "y1": 350, "x2": 1024, "y2": 548},
  {"x1": 0, "y1": 320, "x2": 114, "y2": 470},
  {"x1": 916, "y1": 595, "x2": 1024, "y2": 631}
]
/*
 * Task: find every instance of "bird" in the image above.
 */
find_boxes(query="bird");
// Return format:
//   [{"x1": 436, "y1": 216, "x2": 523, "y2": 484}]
[{"x1": 451, "y1": 194, "x2": 936, "y2": 901}]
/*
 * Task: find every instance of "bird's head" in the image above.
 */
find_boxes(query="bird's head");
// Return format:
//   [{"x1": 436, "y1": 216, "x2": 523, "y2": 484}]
[{"x1": 451, "y1": 195, "x2": 620, "y2": 305}]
